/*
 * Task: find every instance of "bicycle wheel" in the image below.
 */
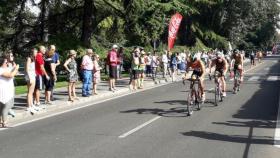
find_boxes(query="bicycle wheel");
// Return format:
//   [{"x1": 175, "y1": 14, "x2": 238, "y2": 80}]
[
  {"x1": 187, "y1": 94, "x2": 193, "y2": 116},
  {"x1": 214, "y1": 85, "x2": 218, "y2": 106}
]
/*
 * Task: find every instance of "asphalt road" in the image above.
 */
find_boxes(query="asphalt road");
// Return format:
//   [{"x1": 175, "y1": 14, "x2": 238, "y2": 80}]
[{"x1": 0, "y1": 56, "x2": 280, "y2": 158}]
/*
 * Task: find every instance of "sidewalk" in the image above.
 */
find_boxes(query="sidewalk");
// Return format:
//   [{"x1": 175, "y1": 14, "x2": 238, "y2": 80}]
[{"x1": 9, "y1": 74, "x2": 184, "y2": 124}]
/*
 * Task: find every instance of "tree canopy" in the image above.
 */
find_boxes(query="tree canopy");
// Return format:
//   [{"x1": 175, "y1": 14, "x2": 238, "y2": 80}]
[{"x1": 0, "y1": 0, "x2": 279, "y2": 56}]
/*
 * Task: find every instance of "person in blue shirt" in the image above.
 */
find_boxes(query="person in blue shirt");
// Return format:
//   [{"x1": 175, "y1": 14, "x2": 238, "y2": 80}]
[{"x1": 49, "y1": 45, "x2": 60, "y2": 101}]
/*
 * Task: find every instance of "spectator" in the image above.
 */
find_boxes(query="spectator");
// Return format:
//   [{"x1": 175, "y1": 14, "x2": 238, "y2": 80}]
[
  {"x1": 50, "y1": 45, "x2": 60, "y2": 101},
  {"x1": 151, "y1": 51, "x2": 159, "y2": 81},
  {"x1": 64, "y1": 50, "x2": 79, "y2": 102},
  {"x1": 107, "y1": 45, "x2": 118, "y2": 92},
  {"x1": 44, "y1": 47, "x2": 57, "y2": 105},
  {"x1": 0, "y1": 56, "x2": 19, "y2": 127},
  {"x1": 170, "y1": 52, "x2": 177, "y2": 82},
  {"x1": 34, "y1": 46, "x2": 48, "y2": 109},
  {"x1": 25, "y1": 48, "x2": 38, "y2": 114},
  {"x1": 131, "y1": 48, "x2": 140, "y2": 90},
  {"x1": 180, "y1": 51, "x2": 187, "y2": 72},
  {"x1": 81, "y1": 49, "x2": 94, "y2": 97},
  {"x1": 145, "y1": 52, "x2": 152, "y2": 77},
  {"x1": 93, "y1": 54, "x2": 101, "y2": 95},
  {"x1": 117, "y1": 46, "x2": 124, "y2": 79},
  {"x1": 5, "y1": 51, "x2": 17, "y2": 117},
  {"x1": 162, "y1": 50, "x2": 169, "y2": 78}
]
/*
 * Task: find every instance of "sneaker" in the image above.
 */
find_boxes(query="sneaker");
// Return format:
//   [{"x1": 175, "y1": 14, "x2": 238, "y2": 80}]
[
  {"x1": 26, "y1": 107, "x2": 36, "y2": 115},
  {"x1": 46, "y1": 101, "x2": 53, "y2": 105},
  {"x1": 8, "y1": 109, "x2": 16, "y2": 117},
  {"x1": 109, "y1": 88, "x2": 115, "y2": 92},
  {"x1": 32, "y1": 105, "x2": 41, "y2": 111}
]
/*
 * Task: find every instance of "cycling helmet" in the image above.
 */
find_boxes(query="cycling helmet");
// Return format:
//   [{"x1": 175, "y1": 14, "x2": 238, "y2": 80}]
[
  {"x1": 216, "y1": 51, "x2": 224, "y2": 58},
  {"x1": 190, "y1": 53, "x2": 198, "y2": 62}
]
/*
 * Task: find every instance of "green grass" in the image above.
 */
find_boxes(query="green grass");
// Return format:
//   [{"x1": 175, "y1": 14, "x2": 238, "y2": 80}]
[
  {"x1": 15, "y1": 73, "x2": 130, "y2": 95},
  {"x1": 15, "y1": 81, "x2": 70, "y2": 95}
]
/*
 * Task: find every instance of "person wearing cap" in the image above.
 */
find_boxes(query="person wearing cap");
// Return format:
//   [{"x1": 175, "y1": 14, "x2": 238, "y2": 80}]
[
  {"x1": 209, "y1": 51, "x2": 228, "y2": 97},
  {"x1": 107, "y1": 45, "x2": 118, "y2": 92},
  {"x1": 81, "y1": 49, "x2": 94, "y2": 97},
  {"x1": 64, "y1": 50, "x2": 79, "y2": 102}
]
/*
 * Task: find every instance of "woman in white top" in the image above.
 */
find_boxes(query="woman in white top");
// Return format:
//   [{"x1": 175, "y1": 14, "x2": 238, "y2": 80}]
[
  {"x1": 0, "y1": 56, "x2": 19, "y2": 127},
  {"x1": 25, "y1": 48, "x2": 38, "y2": 114}
]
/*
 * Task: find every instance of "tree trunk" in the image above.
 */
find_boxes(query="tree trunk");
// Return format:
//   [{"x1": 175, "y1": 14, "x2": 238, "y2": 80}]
[
  {"x1": 39, "y1": 0, "x2": 48, "y2": 42},
  {"x1": 81, "y1": 0, "x2": 95, "y2": 47}
]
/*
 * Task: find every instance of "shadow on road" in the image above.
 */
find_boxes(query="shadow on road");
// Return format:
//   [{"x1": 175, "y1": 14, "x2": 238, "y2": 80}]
[{"x1": 181, "y1": 58, "x2": 280, "y2": 158}]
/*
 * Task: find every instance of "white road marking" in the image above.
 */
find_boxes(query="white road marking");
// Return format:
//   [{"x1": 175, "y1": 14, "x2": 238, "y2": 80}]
[
  {"x1": 248, "y1": 76, "x2": 260, "y2": 81},
  {"x1": 274, "y1": 90, "x2": 280, "y2": 148},
  {"x1": 267, "y1": 76, "x2": 279, "y2": 81},
  {"x1": 118, "y1": 116, "x2": 162, "y2": 138},
  {"x1": 0, "y1": 81, "x2": 172, "y2": 131}
]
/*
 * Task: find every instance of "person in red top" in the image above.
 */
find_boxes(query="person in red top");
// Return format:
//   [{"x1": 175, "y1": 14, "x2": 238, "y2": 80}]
[
  {"x1": 107, "y1": 44, "x2": 118, "y2": 92},
  {"x1": 34, "y1": 46, "x2": 48, "y2": 108}
]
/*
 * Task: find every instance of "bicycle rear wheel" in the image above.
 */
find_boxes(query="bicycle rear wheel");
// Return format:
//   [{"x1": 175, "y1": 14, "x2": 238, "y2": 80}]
[
  {"x1": 214, "y1": 86, "x2": 218, "y2": 106},
  {"x1": 187, "y1": 94, "x2": 193, "y2": 116}
]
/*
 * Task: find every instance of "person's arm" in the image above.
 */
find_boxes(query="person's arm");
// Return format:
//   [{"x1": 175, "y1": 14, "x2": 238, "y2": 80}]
[
  {"x1": 1, "y1": 64, "x2": 19, "y2": 78},
  {"x1": 199, "y1": 60, "x2": 206, "y2": 77},
  {"x1": 25, "y1": 57, "x2": 31, "y2": 79},
  {"x1": 51, "y1": 63, "x2": 57, "y2": 81},
  {"x1": 40, "y1": 64, "x2": 48, "y2": 78},
  {"x1": 55, "y1": 59, "x2": 60, "y2": 67},
  {"x1": 223, "y1": 58, "x2": 228, "y2": 72},
  {"x1": 209, "y1": 59, "x2": 215, "y2": 74},
  {"x1": 63, "y1": 58, "x2": 71, "y2": 72}
]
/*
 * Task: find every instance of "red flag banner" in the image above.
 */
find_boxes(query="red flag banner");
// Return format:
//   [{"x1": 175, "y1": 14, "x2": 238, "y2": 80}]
[{"x1": 168, "y1": 13, "x2": 183, "y2": 50}]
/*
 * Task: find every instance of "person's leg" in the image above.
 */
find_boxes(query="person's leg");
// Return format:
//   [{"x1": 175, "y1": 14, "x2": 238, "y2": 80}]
[
  {"x1": 68, "y1": 82, "x2": 72, "y2": 100},
  {"x1": 221, "y1": 77, "x2": 226, "y2": 93},
  {"x1": 82, "y1": 70, "x2": 87, "y2": 96},
  {"x1": 27, "y1": 81, "x2": 35, "y2": 108},
  {"x1": 2, "y1": 99, "x2": 14, "y2": 126},
  {"x1": 87, "y1": 71, "x2": 92, "y2": 95},
  {"x1": 72, "y1": 82, "x2": 77, "y2": 98}
]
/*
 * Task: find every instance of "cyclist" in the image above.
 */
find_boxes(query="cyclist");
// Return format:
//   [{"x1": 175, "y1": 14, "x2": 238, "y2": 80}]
[
  {"x1": 184, "y1": 53, "x2": 206, "y2": 103},
  {"x1": 231, "y1": 49, "x2": 244, "y2": 92},
  {"x1": 209, "y1": 51, "x2": 228, "y2": 97}
]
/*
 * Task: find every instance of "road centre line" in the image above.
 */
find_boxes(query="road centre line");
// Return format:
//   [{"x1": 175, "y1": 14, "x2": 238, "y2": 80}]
[{"x1": 118, "y1": 116, "x2": 162, "y2": 139}]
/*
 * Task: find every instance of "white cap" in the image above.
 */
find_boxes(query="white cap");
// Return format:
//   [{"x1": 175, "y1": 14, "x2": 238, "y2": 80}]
[{"x1": 112, "y1": 44, "x2": 118, "y2": 49}]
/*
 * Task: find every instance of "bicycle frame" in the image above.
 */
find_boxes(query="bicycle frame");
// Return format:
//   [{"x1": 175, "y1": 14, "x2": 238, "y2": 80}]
[
  {"x1": 214, "y1": 72, "x2": 224, "y2": 105},
  {"x1": 233, "y1": 70, "x2": 241, "y2": 93},
  {"x1": 186, "y1": 77, "x2": 202, "y2": 116}
]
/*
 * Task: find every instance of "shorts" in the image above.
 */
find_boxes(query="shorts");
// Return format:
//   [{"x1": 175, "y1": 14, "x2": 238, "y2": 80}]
[
  {"x1": 35, "y1": 75, "x2": 44, "y2": 90},
  {"x1": 192, "y1": 70, "x2": 202, "y2": 77},
  {"x1": 138, "y1": 69, "x2": 144, "y2": 74},
  {"x1": 215, "y1": 69, "x2": 224, "y2": 76},
  {"x1": 109, "y1": 65, "x2": 117, "y2": 79},
  {"x1": 132, "y1": 70, "x2": 139, "y2": 80},
  {"x1": 44, "y1": 76, "x2": 55, "y2": 91}
]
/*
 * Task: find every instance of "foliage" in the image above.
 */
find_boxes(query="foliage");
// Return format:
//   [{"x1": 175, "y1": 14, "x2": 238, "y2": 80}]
[{"x1": 0, "y1": 0, "x2": 279, "y2": 59}]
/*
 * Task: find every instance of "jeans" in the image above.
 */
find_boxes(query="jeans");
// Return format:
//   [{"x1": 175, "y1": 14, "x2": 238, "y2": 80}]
[{"x1": 82, "y1": 70, "x2": 92, "y2": 96}]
